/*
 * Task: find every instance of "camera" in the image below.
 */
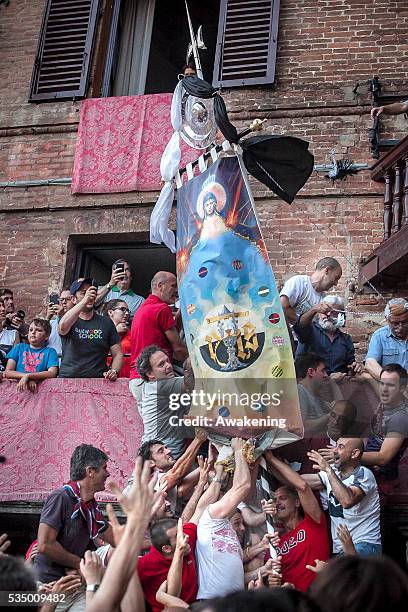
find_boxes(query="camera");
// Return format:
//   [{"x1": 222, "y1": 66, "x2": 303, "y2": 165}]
[{"x1": 5, "y1": 310, "x2": 25, "y2": 329}]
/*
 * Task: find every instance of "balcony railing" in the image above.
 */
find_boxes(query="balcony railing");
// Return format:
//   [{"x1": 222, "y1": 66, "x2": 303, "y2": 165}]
[{"x1": 370, "y1": 134, "x2": 408, "y2": 240}]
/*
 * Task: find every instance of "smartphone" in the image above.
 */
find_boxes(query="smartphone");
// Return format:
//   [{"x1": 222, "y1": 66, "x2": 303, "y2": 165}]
[
  {"x1": 49, "y1": 293, "x2": 59, "y2": 305},
  {"x1": 114, "y1": 262, "x2": 125, "y2": 275},
  {"x1": 91, "y1": 279, "x2": 98, "y2": 289}
]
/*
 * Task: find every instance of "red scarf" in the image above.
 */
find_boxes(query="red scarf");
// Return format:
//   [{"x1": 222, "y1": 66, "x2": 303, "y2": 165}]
[{"x1": 64, "y1": 481, "x2": 106, "y2": 539}]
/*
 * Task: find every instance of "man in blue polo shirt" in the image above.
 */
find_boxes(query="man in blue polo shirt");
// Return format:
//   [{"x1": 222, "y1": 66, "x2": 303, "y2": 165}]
[
  {"x1": 96, "y1": 259, "x2": 144, "y2": 317},
  {"x1": 366, "y1": 298, "x2": 408, "y2": 381}
]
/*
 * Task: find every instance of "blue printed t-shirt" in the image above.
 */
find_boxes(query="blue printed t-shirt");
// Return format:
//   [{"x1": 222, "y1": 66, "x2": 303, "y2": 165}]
[{"x1": 7, "y1": 343, "x2": 59, "y2": 374}]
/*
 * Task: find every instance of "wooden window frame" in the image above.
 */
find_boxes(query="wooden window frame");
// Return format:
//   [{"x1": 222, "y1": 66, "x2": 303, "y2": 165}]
[
  {"x1": 29, "y1": 0, "x2": 100, "y2": 102},
  {"x1": 213, "y1": 0, "x2": 280, "y2": 88}
]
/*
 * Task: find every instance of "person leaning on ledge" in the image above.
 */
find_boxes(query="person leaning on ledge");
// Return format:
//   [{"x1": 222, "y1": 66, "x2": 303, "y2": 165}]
[{"x1": 58, "y1": 278, "x2": 123, "y2": 380}]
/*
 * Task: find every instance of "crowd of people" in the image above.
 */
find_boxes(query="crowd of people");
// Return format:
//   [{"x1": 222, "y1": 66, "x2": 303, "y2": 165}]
[{"x1": 1, "y1": 252, "x2": 408, "y2": 611}]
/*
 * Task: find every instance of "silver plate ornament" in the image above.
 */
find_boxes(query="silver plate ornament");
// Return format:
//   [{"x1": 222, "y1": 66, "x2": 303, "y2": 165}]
[{"x1": 180, "y1": 91, "x2": 217, "y2": 150}]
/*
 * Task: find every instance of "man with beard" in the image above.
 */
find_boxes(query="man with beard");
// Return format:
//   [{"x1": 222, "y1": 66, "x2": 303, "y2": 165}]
[
  {"x1": 294, "y1": 295, "x2": 362, "y2": 377},
  {"x1": 280, "y1": 258, "x2": 342, "y2": 326}
]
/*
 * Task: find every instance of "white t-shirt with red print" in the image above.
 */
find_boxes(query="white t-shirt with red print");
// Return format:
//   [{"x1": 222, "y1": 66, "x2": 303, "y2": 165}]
[{"x1": 196, "y1": 504, "x2": 244, "y2": 599}]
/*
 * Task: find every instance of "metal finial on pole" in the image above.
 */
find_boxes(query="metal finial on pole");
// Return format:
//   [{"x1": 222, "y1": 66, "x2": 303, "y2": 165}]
[{"x1": 185, "y1": 0, "x2": 203, "y2": 79}]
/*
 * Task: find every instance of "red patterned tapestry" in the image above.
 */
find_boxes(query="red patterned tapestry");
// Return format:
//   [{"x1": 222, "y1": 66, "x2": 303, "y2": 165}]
[
  {"x1": 71, "y1": 94, "x2": 194, "y2": 194},
  {"x1": 0, "y1": 379, "x2": 143, "y2": 502}
]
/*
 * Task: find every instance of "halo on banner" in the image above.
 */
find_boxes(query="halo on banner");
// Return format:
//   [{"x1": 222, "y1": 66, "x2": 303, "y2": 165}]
[{"x1": 196, "y1": 180, "x2": 227, "y2": 219}]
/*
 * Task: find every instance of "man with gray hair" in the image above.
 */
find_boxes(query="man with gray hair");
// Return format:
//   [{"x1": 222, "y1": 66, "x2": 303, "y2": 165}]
[
  {"x1": 366, "y1": 298, "x2": 408, "y2": 380},
  {"x1": 294, "y1": 294, "x2": 362, "y2": 377},
  {"x1": 33, "y1": 444, "x2": 114, "y2": 611}
]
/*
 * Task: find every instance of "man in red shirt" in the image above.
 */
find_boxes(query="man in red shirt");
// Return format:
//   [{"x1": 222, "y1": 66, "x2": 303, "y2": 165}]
[
  {"x1": 137, "y1": 518, "x2": 197, "y2": 612},
  {"x1": 130, "y1": 271, "x2": 187, "y2": 379},
  {"x1": 265, "y1": 450, "x2": 329, "y2": 591},
  {"x1": 137, "y1": 462, "x2": 224, "y2": 612}
]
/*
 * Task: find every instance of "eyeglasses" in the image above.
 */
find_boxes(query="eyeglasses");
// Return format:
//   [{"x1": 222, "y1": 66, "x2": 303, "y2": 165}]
[
  {"x1": 329, "y1": 411, "x2": 348, "y2": 423},
  {"x1": 59, "y1": 297, "x2": 73, "y2": 303},
  {"x1": 115, "y1": 307, "x2": 130, "y2": 314}
]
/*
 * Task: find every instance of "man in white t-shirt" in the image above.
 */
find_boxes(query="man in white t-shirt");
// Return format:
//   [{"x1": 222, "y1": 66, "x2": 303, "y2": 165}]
[
  {"x1": 280, "y1": 257, "x2": 342, "y2": 330},
  {"x1": 196, "y1": 438, "x2": 251, "y2": 599},
  {"x1": 303, "y1": 438, "x2": 381, "y2": 556}
]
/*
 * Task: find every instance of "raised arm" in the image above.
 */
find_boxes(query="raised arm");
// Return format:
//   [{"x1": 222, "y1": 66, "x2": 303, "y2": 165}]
[
  {"x1": 161, "y1": 429, "x2": 208, "y2": 491},
  {"x1": 308, "y1": 450, "x2": 364, "y2": 509},
  {"x1": 59, "y1": 286, "x2": 96, "y2": 335},
  {"x1": 265, "y1": 450, "x2": 321, "y2": 523},
  {"x1": 86, "y1": 458, "x2": 155, "y2": 612},
  {"x1": 189, "y1": 462, "x2": 225, "y2": 525},
  {"x1": 209, "y1": 439, "x2": 251, "y2": 520},
  {"x1": 280, "y1": 295, "x2": 297, "y2": 324},
  {"x1": 362, "y1": 434, "x2": 405, "y2": 467}
]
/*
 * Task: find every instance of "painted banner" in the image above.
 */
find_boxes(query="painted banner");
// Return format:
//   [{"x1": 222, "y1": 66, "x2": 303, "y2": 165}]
[{"x1": 176, "y1": 154, "x2": 303, "y2": 446}]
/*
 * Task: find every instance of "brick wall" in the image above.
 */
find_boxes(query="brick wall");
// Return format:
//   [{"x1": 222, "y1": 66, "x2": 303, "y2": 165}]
[{"x1": 1, "y1": 0, "x2": 408, "y2": 357}]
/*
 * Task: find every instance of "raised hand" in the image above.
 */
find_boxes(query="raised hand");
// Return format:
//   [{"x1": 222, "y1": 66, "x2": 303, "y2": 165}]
[
  {"x1": 231, "y1": 437, "x2": 245, "y2": 451},
  {"x1": 175, "y1": 518, "x2": 190, "y2": 555},
  {"x1": 80, "y1": 550, "x2": 104, "y2": 585},
  {"x1": 0, "y1": 533, "x2": 11, "y2": 556},
  {"x1": 306, "y1": 559, "x2": 327, "y2": 574},
  {"x1": 317, "y1": 446, "x2": 336, "y2": 463},
  {"x1": 307, "y1": 449, "x2": 331, "y2": 472},
  {"x1": 248, "y1": 568, "x2": 263, "y2": 590},
  {"x1": 337, "y1": 523, "x2": 356, "y2": 555},
  {"x1": 197, "y1": 455, "x2": 210, "y2": 485},
  {"x1": 108, "y1": 457, "x2": 156, "y2": 527}
]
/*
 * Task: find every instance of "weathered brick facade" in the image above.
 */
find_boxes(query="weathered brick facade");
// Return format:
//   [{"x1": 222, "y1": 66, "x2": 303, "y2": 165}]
[{"x1": 1, "y1": 0, "x2": 408, "y2": 356}]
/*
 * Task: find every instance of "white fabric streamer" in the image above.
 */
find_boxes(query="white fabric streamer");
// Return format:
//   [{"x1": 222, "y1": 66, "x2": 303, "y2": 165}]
[{"x1": 150, "y1": 81, "x2": 184, "y2": 252}]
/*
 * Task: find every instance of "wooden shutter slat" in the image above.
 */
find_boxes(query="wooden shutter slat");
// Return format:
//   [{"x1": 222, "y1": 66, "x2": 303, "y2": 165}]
[
  {"x1": 213, "y1": 0, "x2": 280, "y2": 88},
  {"x1": 29, "y1": 0, "x2": 100, "y2": 102}
]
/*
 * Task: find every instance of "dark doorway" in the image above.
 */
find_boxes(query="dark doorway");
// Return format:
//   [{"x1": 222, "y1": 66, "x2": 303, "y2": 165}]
[
  {"x1": 71, "y1": 239, "x2": 175, "y2": 298},
  {"x1": 145, "y1": 0, "x2": 220, "y2": 94}
]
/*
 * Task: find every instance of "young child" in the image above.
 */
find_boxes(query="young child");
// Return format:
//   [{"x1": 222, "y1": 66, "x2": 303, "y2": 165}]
[{"x1": 5, "y1": 318, "x2": 59, "y2": 392}]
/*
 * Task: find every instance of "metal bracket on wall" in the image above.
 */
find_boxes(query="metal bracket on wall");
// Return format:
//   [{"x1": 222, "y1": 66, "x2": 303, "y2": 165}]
[{"x1": 368, "y1": 76, "x2": 381, "y2": 159}]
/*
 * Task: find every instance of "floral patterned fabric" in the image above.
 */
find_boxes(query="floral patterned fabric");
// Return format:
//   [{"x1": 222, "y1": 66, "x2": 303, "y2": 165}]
[
  {"x1": 71, "y1": 94, "x2": 194, "y2": 194},
  {"x1": 0, "y1": 379, "x2": 143, "y2": 502}
]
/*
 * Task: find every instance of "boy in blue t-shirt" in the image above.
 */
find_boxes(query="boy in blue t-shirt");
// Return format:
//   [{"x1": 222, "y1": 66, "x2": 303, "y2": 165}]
[{"x1": 5, "y1": 318, "x2": 59, "y2": 392}]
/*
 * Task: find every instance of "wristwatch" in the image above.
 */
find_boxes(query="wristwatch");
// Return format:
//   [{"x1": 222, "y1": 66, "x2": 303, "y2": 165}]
[
  {"x1": 212, "y1": 476, "x2": 222, "y2": 483},
  {"x1": 86, "y1": 584, "x2": 100, "y2": 592}
]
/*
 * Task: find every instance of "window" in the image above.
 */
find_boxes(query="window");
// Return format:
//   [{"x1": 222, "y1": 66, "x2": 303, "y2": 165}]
[
  {"x1": 29, "y1": 0, "x2": 100, "y2": 101},
  {"x1": 30, "y1": 0, "x2": 280, "y2": 101},
  {"x1": 102, "y1": 0, "x2": 220, "y2": 97}
]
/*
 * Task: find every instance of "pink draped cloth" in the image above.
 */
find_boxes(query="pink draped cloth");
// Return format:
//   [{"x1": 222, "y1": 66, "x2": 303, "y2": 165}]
[
  {"x1": 0, "y1": 379, "x2": 143, "y2": 502},
  {"x1": 71, "y1": 94, "x2": 194, "y2": 194}
]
